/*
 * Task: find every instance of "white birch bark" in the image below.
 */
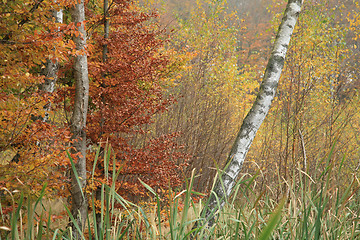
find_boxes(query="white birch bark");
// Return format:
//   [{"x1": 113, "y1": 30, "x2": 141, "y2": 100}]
[
  {"x1": 41, "y1": 6, "x2": 63, "y2": 122},
  {"x1": 70, "y1": 0, "x2": 89, "y2": 235},
  {"x1": 198, "y1": 0, "x2": 303, "y2": 231}
]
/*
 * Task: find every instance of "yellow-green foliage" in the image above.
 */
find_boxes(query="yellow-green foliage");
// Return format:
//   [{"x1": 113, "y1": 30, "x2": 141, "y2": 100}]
[{"x1": 245, "y1": 1, "x2": 360, "y2": 194}]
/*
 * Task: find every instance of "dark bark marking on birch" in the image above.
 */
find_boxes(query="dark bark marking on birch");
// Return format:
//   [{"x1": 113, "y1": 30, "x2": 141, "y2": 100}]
[
  {"x1": 264, "y1": 90, "x2": 273, "y2": 96},
  {"x1": 258, "y1": 109, "x2": 266, "y2": 115},
  {"x1": 240, "y1": 122, "x2": 255, "y2": 138},
  {"x1": 266, "y1": 57, "x2": 278, "y2": 74},
  {"x1": 272, "y1": 55, "x2": 285, "y2": 69},
  {"x1": 281, "y1": 43, "x2": 289, "y2": 50},
  {"x1": 230, "y1": 159, "x2": 243, "y2": 169}
]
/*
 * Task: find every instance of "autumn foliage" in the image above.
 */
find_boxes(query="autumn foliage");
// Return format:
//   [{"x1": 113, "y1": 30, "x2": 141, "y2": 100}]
[
  {"x1": 141, "y1": 0, "x2": 360, "y2": 195},
  {"x1": 0, "y1": 0, "x2": 186, "y2": 204},
  {"x1": 84, "y1": 1, "x2": 186, "y2": 197},
  {"x1": 1, "y1": 0, "x2": 360, "y2": 230},
  {"x1": 0, "y1": 0, "x2": 72, "y2": 196}
]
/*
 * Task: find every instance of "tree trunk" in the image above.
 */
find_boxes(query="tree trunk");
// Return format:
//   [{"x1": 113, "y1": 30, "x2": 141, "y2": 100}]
[
  {"x1": 102, "y1": 0, "x2": 109, "y2": 64},
  {"x1": 196, "y1": 0, "x2": 303, "y2": 232},
  {"x1": 41, "y1": 7, "x2": 63, "y2": 121},
  {"x1": 70, "y1": 0, "x2": 89, "y2": 236},
  {"x1": 95, "y1": 0, "x2": 110, "y2": 236}
]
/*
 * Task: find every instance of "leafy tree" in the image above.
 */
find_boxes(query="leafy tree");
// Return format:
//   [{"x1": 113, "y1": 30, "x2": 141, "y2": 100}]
[
  {"x1": 244, "y1": 0, "x2": 360, "y2": 196},
  {"x1": 192, "y1": 0, "x2": 303, "y2": 231},
  {"x1": 83, "y1": 0, "x2": 185, "y2": 199},
  {"x1": 0, "y1": 0, "x2": 72, "y2": 198},
  {"x1": 0, "y1": 0, "x2": 185, "y2": 227}
]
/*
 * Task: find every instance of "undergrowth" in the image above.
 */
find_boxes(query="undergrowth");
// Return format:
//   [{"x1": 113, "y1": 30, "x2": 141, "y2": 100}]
[{"x1": 1, "y1": 145, "x2": 359, "y2": 239}]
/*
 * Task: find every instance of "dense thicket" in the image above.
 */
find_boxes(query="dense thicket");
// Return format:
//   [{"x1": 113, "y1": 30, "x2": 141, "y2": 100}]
[
  {"x1": 1, "y1": 0, "x2": 359, "y2": 234},
  {"x1": 0, "y1": 0, "x2": 186, "y2": 206}
]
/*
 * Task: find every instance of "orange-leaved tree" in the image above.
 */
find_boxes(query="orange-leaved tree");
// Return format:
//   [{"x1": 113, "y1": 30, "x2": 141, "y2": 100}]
[
  {"x1": 0, "y1": 0, "x2": 186, "y2": 214},
  {"x1": 0, "y1": 0, "x2": 72, "y2": 199},
  {"x1": 80, "y1": 0, "x2": 187, "y2": 199}
]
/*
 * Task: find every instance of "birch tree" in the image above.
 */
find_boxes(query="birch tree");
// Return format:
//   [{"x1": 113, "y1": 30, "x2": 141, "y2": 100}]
[
  {"x1": 41, "y1": 5, "x2": 63, "y2": 121},
  {"x1": 196, "y1": 0, "x2": 303, "y2": 230},
  {"x1": 70, "y1": 0, "x2": 89, "y2": 234}
]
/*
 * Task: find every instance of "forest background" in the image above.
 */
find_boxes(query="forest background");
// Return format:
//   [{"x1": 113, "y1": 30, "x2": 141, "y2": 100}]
[{"x1": 0, "y1": 0, "x2": 360, "y2": 238}]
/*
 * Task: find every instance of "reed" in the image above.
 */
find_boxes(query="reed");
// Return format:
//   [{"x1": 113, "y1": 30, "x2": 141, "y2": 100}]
[{"x1": 1, "y1": 145, "x2": 358, "y2": 239}]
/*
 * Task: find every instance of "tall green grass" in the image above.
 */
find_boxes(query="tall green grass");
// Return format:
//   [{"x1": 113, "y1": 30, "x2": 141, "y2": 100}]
[{"x1": 1, "y1": 145, "x2": 359, "y2": 239}]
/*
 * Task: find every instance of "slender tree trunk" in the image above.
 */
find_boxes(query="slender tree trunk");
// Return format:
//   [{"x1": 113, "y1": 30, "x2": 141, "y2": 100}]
[
  {"x1": 102, "y1": 0, "x2": 109, "y2": 64},
  {"x1": 41, "y1": 7, "x2": 63, "y2": 121},
  {"x1": 70, "y1": 0, "x2": 89, "y2": 236},
  {"x1": 195, "y1": 0, "x2": 303, "y2": 233},
  {"x1": 95, "y1": 0, "x2": 110, "y2": 236}
]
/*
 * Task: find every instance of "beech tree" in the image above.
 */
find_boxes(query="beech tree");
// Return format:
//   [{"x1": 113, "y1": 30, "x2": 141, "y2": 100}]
[
  {"x1": 85, "y1": 0, "x2": 185, "y2": 200},
  {"x1": 69, "y1": 0, "x2": 89, "y2": 234},
  {"x1": 196, "y1": 0, "x2": 304, "y2": 230}
]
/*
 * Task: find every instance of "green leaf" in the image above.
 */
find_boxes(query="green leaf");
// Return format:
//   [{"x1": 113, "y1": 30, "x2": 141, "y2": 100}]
[
  {"x1": 258, "y1": 198, "x2": 285, "y2": 240},
  {"x1": 66, "y1": 150, "x2": 85, "y2": 200}
]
